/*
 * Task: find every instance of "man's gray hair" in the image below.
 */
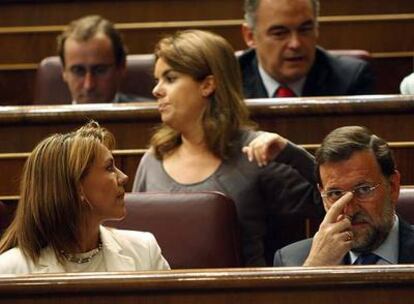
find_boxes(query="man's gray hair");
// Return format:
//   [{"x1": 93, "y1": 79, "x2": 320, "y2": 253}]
[{"x1": 244, "y1": 0, "x2": 320, "y2": 29}]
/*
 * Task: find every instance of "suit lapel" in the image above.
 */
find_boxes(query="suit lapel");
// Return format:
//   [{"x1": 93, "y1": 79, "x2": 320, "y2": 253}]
[
  {"x1": 100, "y1": 226, "x2": 135, "y2": 271},
  {"x1": 397, "y1": 218, "x2": 414, "y2": 263},
  {"x1": 302, "y1": 47, "x2": 330, "y2": 96},
  {"x1": 240, "y1": 49, "x2": 268, "y2": 98}
]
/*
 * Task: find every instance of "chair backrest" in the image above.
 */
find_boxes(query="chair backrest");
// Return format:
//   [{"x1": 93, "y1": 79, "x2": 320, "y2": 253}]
[
  {"x1": 33, "y1": 54, "x2": 155, "y2": 104},
  {"x1": 396, "y1": 187, "x2": 414, "y2": 224},
  {"x1": 104, "y1": 191, "x2": 242, "y2": 269},
  {"x1": 327, "y1": 49, "x2": 371, "y2": 61}
]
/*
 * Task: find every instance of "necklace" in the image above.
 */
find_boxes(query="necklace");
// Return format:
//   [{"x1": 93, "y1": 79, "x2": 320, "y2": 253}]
[{"x1": 62, "y1": 241, "x2": 103, "y2": 264}]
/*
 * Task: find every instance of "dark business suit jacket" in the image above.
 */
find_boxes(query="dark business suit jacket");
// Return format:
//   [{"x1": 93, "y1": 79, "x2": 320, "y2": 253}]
[
  {"x1": 114, "y1": 92, "x2": 152, "y2": 103},
  {"x1": 273, "y1": 217, "x2": 414, "y2": 266},
  {"x1": 238, "y1": 47, "x2": 375, "y2": 99}
]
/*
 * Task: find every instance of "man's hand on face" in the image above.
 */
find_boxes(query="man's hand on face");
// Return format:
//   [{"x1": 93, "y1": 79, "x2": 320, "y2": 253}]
[{"x1": 303, "y1": 192, "x2": 354, "y2": 266}]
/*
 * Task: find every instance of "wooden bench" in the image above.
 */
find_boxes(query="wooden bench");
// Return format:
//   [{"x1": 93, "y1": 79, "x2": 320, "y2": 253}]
[{"x1": 0, "y1": 267, "x2": 414, "y2": 303}]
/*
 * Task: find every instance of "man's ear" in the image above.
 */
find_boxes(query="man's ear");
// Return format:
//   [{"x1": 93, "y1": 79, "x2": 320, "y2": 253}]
[
  {"x1": 62, "y1": 66, "x2": 69, "y2": 83},
  {"x1": 201, "y1": 75, "x2": 216, "y2": 98},
  {"x1": 389, "y1": 170, "x2": 401, "y2": 207},
  {"x1": 318, "y1": 183, "x2": 329, "y2": 212},
  {"x1": 118, "y1": 59, "x2": 127, "y2": 75},
  {"x1": 241, "y1": 23, "x2": 256, "y2": 48}
]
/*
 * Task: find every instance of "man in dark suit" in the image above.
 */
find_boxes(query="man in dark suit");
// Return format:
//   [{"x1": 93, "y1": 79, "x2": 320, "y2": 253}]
[
  {"x1": 57, "y1": 15, "x2": 146, "y2": 104},
  {"x1": 240, "y1": 0, "x2": 375, "y2": 98},
  {"x1": 274, "y1": 126, "x2": 414, "y2": 266}
]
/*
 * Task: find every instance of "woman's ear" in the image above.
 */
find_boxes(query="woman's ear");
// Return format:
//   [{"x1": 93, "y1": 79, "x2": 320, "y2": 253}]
[
  {"x1": 78, "y1": 185, "x2": 86, "y2": 202},
  {"x1": 201, "y1": 75, "x2": 216, "y2": 97}
]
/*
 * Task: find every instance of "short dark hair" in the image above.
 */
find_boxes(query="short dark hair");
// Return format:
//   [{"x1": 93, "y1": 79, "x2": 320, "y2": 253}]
[
  {"x1": 315, "y1": 126, "x2": 396, "y2": 185},
  {"x1": 244, "y1": 0, "x2": 320, "y2": 29},
  {"x1": 57, "y1": 15, "x2": 127, "y2": 67}
]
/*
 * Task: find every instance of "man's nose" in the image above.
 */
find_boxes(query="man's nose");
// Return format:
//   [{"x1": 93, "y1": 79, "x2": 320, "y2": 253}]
[
  {"x1": 83, "y1": 71, "x2": 96, "y2": 90},
  {"x1": 343, "y1": 195, "x2": 359, "y2": 216},
  {"x1": 287, "y1": 32, "x2": 301, "y2": 49}
]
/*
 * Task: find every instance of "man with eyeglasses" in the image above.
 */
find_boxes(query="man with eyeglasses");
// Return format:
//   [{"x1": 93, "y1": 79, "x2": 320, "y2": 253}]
[
  {"x1": 274, "y1": 126, "x2": 414, "y2": 266},
  {"x1": 240, "y1": 0, "x2": 375, "y2": 98},
  {"x1": 57, "y1": 15, "x2": 146, "y2": 104}
]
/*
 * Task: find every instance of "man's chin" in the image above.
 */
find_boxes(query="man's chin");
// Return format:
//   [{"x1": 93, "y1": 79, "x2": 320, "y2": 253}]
[{"x1": 277, "y1": 69, "x2": 308, "y2": 84}]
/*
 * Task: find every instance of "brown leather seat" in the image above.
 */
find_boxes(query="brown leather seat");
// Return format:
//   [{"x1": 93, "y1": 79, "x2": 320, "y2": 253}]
[
  {"x1": 396, "y1": 187, "x2": 414, "y2": 224},
  {"x1": 33, "y1": 54, "x2": 155, "y2": 104},
  {"x1": 327, "y1": 49, "x2": 371, "y2": 61},
  {"x1": 104, "y1": 191, "x2": 242, "y2": 269}
]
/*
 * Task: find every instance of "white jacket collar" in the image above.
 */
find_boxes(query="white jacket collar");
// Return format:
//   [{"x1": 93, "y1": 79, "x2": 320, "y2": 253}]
[{"x1": 37, "y1": 226, "x2": 135, "y2": 272}]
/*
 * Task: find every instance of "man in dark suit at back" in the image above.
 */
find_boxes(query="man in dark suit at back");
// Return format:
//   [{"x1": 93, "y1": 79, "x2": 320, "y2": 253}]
[
  {"x1": 240, "y1": 0, "x2": 375, "y2": 98},
  {"x1": 274, "y1": 126, "x2": 414, "y2": 266}
]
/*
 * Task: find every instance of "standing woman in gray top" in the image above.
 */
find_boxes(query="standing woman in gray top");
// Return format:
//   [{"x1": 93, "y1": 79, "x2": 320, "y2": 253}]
[{"x1": 133, "y1": 29, "x2": 323, "y2": 266}]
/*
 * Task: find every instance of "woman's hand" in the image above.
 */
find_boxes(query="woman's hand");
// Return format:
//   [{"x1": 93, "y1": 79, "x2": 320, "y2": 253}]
[{"x1": 242, "y1": 132, "x2": 288, "y2": 167}]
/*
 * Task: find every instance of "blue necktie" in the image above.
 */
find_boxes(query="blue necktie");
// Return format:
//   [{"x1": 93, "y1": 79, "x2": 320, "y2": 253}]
[{"x1": 354, "y1": 253, "x2": 379, "y2": 265}]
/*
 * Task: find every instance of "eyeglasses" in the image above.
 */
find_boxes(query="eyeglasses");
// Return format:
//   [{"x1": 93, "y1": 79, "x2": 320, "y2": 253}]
[
  {"x1": 320, "y1": 183, "x2": 381, "y2": 204},
  {"x1": 68, "y1": 64, "x2": 115, "y2": 79}
]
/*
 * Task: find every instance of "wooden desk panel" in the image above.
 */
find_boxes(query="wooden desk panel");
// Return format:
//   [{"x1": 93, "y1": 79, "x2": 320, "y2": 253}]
[
  {"x1": 1, "y1": 142, "x2": 414, "y2": 198},
  {"x1": 0, "y1": 267, "x2": 414, "y2": 303},
  {"x1": 0, "y1": 0, "x2": 244, "y2": 26},
  {"x1": 1, "y1": 95, "x2": 414, "y2": 153},
  {"x1": 0, "y1": 16, "x2": 413, "y2": 64},
  {"x1": 0, "y1": 0, "x2": 412, "y2": 26}
]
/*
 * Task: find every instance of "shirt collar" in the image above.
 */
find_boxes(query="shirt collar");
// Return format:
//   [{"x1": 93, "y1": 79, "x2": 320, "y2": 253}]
[
  {"x1": 349, "y1": 214, "x2": 399, "y2": 265},
  {"x1": 257, "y1": 63, "x2": 305, "y2": 97}
]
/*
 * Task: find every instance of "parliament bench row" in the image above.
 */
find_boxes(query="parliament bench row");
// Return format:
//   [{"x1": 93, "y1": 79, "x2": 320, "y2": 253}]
[
  {"x1": 1, "y1": 265, "x2": 414, "y2": 304},
  {"x1": 32, "y1": 50, "x2": 372, "y2": 104},
  {"x1": 2, "y1": 142, "x2": 414, "y2": 198},
  {"x1": 1, "y1": 53, "x2": 411, "y2": 105},
  {"x1": 0, "y1": 95, "x2": 413, "y2": 153},
  {"x1": 1, "y1": 0, "x2": 412, "y2": 26},
  {"x1": 1, "y1": 15, "x2": 413, "y2": 65},
  {"x1": 1, "y1": 187, "x2": 414, "y2": 270},
  {"x1": 0, "y1": 12, "x2": 413, "y2": 104}
]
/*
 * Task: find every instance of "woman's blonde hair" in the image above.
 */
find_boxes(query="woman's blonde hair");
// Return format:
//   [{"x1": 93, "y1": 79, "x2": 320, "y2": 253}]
[
  {"x1": 0, "y1": 121, "x2": 114, "y2": 264},
  {"x1": 151, "y1": 29, "x2": 255, "y2": 159}
]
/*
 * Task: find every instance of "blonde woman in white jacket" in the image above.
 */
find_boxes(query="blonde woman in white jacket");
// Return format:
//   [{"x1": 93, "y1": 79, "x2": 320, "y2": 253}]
[{"x1": 0, "y1": 121, "x2": 169, "y2": 274}]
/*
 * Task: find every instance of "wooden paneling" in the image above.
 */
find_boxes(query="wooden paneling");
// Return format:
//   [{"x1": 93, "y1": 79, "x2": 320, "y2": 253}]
[
  {"x1": 0, "y1": 67, "x2": 36, "y2": 105},
  {"x1": 371, "y1": 55, "x2": 414, "y2": 93},
  {"x1": 1, "y1": 95, "x2": 414, "y2": 153},
  {"x1": 0, "y1": 16, "x2": 413, "y2": 64},
  {"x1": 1, "y1": 267, "x2": 414, "y2": 303},
  {"x1": 318, "y1": 15, "x2": 414, "y2": 53},
  {"x1": 0, "y1": 0, "x2": 412, "y2": 26},
  {"x1": 0, "y1": 0, "x2": 244, "y2": 26},
  {"x1": 320, "y1": 0, "x2": 414, "y2": 15},
  {"x1": 3, "y1": 141, "x2": 414, "y2": 199}
]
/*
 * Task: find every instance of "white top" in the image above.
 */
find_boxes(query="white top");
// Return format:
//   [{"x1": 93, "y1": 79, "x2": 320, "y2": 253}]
[
  {"x1": 400, "y1": 72, "x2": 414, "y2": 94},
  {"x1": 0, "y1": 226, "x2": 170, "y2": 274}
]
